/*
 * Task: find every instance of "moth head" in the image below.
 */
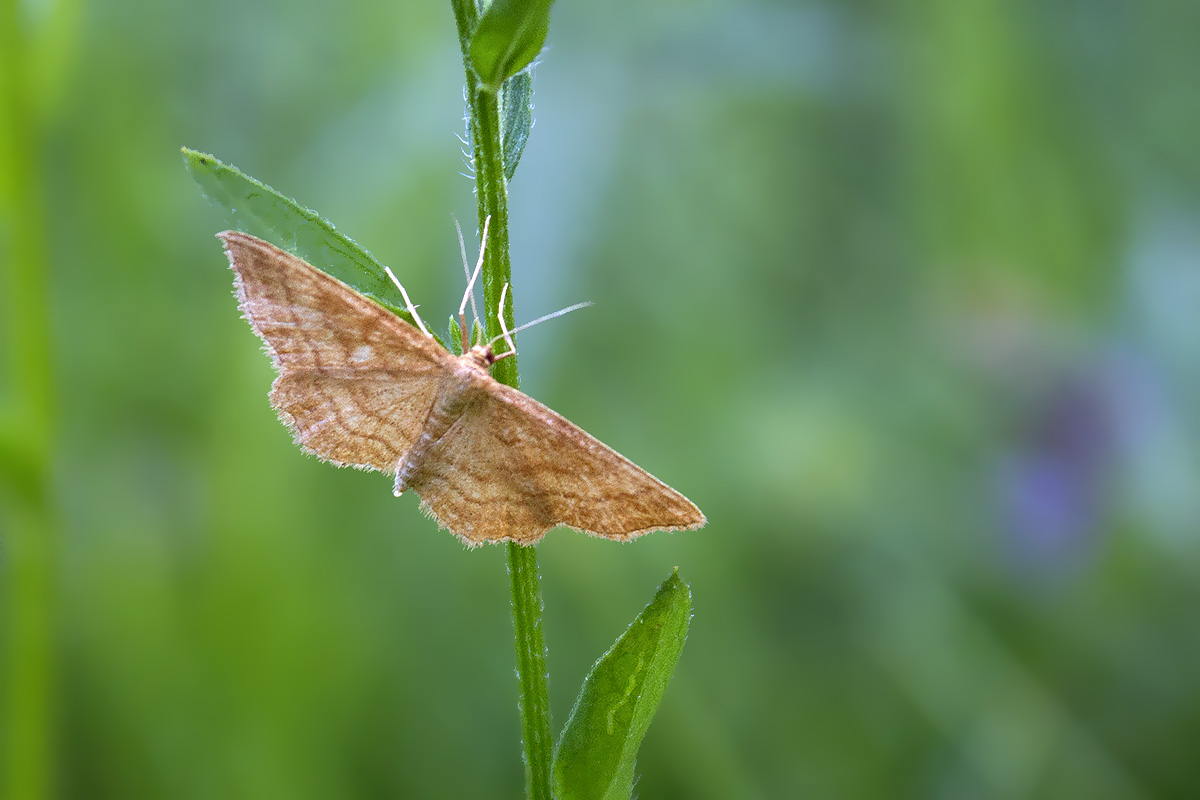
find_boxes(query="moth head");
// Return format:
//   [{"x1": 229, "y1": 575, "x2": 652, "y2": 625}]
[{"x1": 467, "y1": 344, "x2": 497, "y2": 369}]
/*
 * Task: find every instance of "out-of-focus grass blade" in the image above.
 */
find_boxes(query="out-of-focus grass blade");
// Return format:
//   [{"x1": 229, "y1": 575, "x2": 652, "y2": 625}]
[
  {"x1": 553, "y1": 571, "x2": 693, "y2": 800},
  {"x1": 182, "y1": 147, "x2": 428, "y2": 334},
  {"x1": 0, "y1": 428, "x2": 41, "y2": 505},
  {"x1": 469, "y1": 0, "x2": 554, "y2": 93}
]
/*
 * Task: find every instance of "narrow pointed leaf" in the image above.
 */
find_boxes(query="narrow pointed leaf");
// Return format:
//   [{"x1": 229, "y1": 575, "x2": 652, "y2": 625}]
[
  {"x1": 448, "y1": 315, "x2": 465, "y2": 356},
  {"x1": 553, "y1": 571, "x2": 693, "y2": 800},
  {"x1": 499, "y1": 71, "x2": 534, "y2": 180},
  {"x1": 469, "y1": 0, "x2": 554, "y2": 92},
  {"x1": 181, "y1": 147, "x2": 433, "y2": 339}
]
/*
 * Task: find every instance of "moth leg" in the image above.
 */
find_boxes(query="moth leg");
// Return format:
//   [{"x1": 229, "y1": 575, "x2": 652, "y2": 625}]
[{"x1": 392, "y1": 459, "x2": 410, "y2": 497}]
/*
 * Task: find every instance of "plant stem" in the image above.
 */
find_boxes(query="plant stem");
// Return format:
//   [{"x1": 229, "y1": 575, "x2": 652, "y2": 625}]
[
  {"x1": 450, "y1": 3, "x2": 554, "y2": 798},
  {"x1": 507, "y1": 543, "x2": 553, "y2": 800}
]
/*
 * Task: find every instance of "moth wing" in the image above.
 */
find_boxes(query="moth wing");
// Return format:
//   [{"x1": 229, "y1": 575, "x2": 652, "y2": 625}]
[
  {"x1": 414, "y1": 380, "x2": 706, "y2": 545},
  {"x1": 220, "y1": 231, "x2": 453, "y2": 472}
]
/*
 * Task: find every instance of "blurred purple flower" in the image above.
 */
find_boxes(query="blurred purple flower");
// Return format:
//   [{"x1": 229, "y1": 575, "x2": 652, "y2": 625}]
[{"x1": 997, "y1": 374, "x2": 1113, "y2": 569}]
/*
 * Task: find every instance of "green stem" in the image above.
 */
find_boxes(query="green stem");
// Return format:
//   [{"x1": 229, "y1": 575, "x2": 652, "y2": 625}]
[
  {"x1": 1, "y1": 2, "x2": 58, "y2": 798},
  {"x1": 507, "y1": 543, "x2": 553, "y2": 799},
  {"x1": 451, "y1": 3, "x2": 553, "y2": 798}
]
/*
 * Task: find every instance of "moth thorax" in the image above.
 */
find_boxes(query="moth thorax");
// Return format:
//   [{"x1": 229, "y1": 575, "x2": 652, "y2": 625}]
[{"x1": 466, "y1": 345, "x2": 496, "y2": 369}]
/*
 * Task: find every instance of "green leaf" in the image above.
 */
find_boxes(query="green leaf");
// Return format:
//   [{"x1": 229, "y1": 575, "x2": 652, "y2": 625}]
[
  {"x1": 499, "y1": 71, "x2": 534, "y2": 180},
  {"x1": 553, "y1": 571, "x2": 693, "y2": 800},
  {"x1": 469, "y1": 0, "x2": 554, "y2": 93},
  {"x1": 447, "y1": 315, "x2": 485, "y2": 358},
  {"x1": 181, "y1": 147, "x2": 432, "y2": 338},
  {"x1": 448, "y1": 315, "x2": 465, "y2": 356}
]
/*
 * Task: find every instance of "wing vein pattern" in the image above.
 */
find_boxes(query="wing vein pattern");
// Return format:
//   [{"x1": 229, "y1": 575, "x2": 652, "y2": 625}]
[
  {"x1": 221, "y1": 231, "x2": 451, "y2": 473},
  {"x1": 413, "y1": 382, "x2": 705, "y2": 545}
]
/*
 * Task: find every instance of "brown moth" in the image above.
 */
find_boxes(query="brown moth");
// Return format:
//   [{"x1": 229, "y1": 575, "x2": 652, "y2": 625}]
[{"x1": 219, "y1": 230, "x2": 705, "y2": 546}]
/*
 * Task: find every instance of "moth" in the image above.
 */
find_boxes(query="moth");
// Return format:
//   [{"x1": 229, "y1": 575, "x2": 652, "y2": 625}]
[{"x1": 219, "y1": 228, "x2": 705, "y2": 546}]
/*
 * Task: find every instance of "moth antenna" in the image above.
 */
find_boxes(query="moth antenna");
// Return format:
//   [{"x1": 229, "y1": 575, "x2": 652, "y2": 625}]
[
  {"x1": 473, "y1": 216, "x2": 491, "y2": 334},
  {"x1": 488, "y1": 300, "x2": 595, "y2": 358},
  {"x1": 458, "y1": 216, "x2": 490, "y2": 349},
  {"x1": 385, "y1": 266, "x2": 432, "y2": 338}
]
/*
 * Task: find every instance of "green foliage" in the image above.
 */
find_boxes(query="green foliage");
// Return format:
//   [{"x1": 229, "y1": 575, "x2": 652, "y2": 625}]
[
  {"x1": 499, "y1": 71, "x2": 534, "y2": 180},
  {"x1": 448, "y1": 315, "x2": 466, "y2": 355},
  {"x1": 554, "y1": 571, "x2": 692, "y2": 800},
  {"x1": 181, "y1": 147, "x2": 397, "y2": 305},
  {"x1": 181, "y1": 148, "x2": 441, "y2": 347},
  {"x1": 469, "y1": 0, "x2": 554, "y2": 92}
]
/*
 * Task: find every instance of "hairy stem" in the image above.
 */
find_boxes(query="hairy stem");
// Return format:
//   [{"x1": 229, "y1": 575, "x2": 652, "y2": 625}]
[
  {"x1": 451, "y1": 3, "x2": 553, "y2": 798},
  {"x1": 506, "y1": 543, "x2": 553, "y2": 800}
]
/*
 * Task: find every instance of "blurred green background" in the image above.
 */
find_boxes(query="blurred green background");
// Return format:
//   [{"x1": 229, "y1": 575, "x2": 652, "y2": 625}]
[{"x1": 3, "y1": 0, "x2": 1200, "y2": 797}]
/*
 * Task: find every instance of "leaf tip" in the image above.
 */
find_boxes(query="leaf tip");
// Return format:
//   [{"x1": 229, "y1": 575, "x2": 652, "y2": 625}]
[{"x1": 181, "y1": 147, "x2": 219, "y2": 171}]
